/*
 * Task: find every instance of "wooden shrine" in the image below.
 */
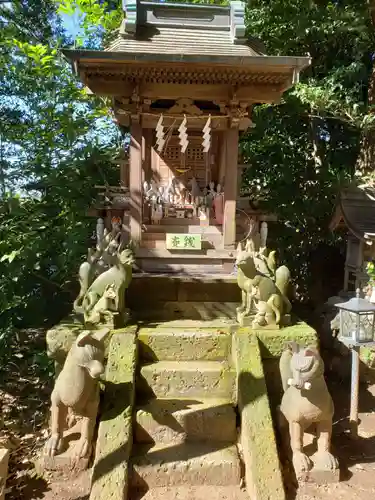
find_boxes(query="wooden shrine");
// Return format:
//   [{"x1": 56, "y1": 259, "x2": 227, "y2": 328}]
[
  {"x1": 330, "y1": 183, "x2": 375, "y2": 292},
  {"x1": 63, "y1": 0, "x2": 310, "y2": 274}
]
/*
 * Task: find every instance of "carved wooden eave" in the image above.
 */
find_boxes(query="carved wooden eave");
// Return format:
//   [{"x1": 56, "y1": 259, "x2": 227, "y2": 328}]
[
  {"x1": 113, "y1": 100, "x2": 254, "y2": 131},
  {"x1": 63, "y1": 51, "x2": 310, "y2": 100},
  {"x1": 62, "y1": 51, "x2": 310, "y2": 130}
]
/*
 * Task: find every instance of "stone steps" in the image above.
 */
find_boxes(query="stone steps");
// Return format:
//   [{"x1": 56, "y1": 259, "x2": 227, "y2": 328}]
[
  {"x1": 135, "y1": 397, "x2": 237, "y2": 444},
  {"x1": 127, "y1": 274, "x2": 240, "y2": 309},
  {"x1": 138, "y1": 327, "x2": 233, "y2": 362},
  {"x1": 138, "y1": 361, "x2": 236, "y2": 400},
  {"x1": 134, "y1": 247, "x2": 236, "y2": 275},
  {"x1": 132, "y1": 301, "x2": 238, "y2": 322},
  {"x1": 130, "y1": 322, "x2": 242, "y2": 497},
  {"x1": 129, "y1": 485, "x2": 248, "y2": 500},
  {"x1": 136, "y1": 261, "x2": 234, "y2": 275},
  {"x1": 130, "y1": 442, "x2": 241, "y2": 488}
]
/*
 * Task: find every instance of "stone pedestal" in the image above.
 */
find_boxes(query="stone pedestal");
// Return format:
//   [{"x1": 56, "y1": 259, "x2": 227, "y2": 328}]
[
  {"x1": 0, "y1": 448, "x2": 9, "y2": 500},
  {"x1": 302, "y1": 467, "x2": 340, "y2": 484},
  {"x1": 237, "y1": 311, "x2": 291, "y2": 329},
  {"x1": 297, "y1": 466, "x2": 340, "y2": 485},
  {"x1": 35, "y1": 423, "x2": 90, "y2": 478},
  {"x1": 236, "y1": 311, "x2": 255, "y2": 327}
]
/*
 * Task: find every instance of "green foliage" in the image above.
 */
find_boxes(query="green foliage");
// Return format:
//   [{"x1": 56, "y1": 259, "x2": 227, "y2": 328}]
[
  {"x1": 0, "y1": 0, "x2": 119, "y2": 342},
  {"x1": 57, "y1": 0, "x2": 123, "y2": 47},
  {"x1": 56, "y1": 0, "x2": 228, "y2": 48},
  {"x1": 366, "y1": 261, "x2": 375, "y2": 285},
  {"x1": 2, "y1": 0, "x2": 375, "y2": 335},
  {"x1": 240, "y1": 0, "x2": 374, "y2": 300}
]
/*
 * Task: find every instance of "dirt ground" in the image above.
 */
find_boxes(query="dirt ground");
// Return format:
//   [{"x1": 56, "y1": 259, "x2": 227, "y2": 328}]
[{"x1": 2, "y1": 329, "x2": 375, "y2": 500}]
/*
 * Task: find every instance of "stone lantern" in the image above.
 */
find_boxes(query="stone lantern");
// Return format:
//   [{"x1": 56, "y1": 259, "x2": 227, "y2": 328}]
[
  {"x1": 336, "y1": 289, "x2": 375, "y2": 346},
  {"x1": 335, "y1": 289, "x2": 375, "y2": 435}
]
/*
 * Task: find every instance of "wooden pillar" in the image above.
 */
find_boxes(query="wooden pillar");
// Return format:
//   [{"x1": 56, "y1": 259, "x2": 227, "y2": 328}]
[
  {"x1": 143, "y1": 129, "x2": 152, "y2": 182},
  {"x1": 129, "y1": 122, "x2": 143, "y2": 244},
  {"x1": 218, "y1": 131, "x2": 226, "y2": 186},
  {"x1": 120, "y1": 158, "x2": 128, "y2": 187},
  {"x1": 223, "y1": 128, "x2": 239, "y2": 248}
]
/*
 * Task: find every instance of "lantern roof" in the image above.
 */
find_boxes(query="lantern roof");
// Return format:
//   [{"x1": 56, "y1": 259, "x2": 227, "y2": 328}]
[{"x1": 335, "y1": 290, "x2": 375, "y2": 313}]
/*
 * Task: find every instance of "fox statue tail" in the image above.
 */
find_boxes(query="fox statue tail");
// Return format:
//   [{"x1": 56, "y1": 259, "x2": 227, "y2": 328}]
[
  {"x1": 275, "y1": 265, "x2": 292, "y2": 313},
  {"x1": 268, "y1": 293, "x2": 282, "y2": 325}
]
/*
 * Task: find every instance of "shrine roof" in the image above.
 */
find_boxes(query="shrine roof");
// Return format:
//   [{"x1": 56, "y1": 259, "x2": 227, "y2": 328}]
[
  {"x1": 63, "y1": 0, "x2": 310, "y2": 71},
  {"x1": 108, "y1": 0, "x2": 262, "y2": 57},
  {"x1": 106, "y1": 27, "x2": 262, "y2": 58},
  {"x1": 330, "y1": 184, "x2": 375, "y2": 242}
]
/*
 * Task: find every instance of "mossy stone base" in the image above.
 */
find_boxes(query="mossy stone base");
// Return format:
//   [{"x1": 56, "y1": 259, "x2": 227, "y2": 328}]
[
  {"x1": 46, "y1": 318, "x2": 138, "y2": 375},
  {"x1": 251, "y1": 322, "x2": 318, "y2": 359},
  {"x1": 233, "y1": 331, "x2": 285, "y2": 500},
  {"x1": 138, "y1": 325, "x2": 232, "y2": 362},
  {"x1": 90, "y1": 330, "x2": 138, "y2": 500}
]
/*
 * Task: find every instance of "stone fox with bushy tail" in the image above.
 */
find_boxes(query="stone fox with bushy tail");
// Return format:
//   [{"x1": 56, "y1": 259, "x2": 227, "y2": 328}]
[
  {"x1": 235, "y1": 240, "x2": 291, "y2": 326},
  {"x1": 279, "y1": 342, "x2": 338, "y2": 478},
  {"x1": 73, "y1": 248, "x2": 100, "y2": 313},
  {"x1": 82, "y1": 244, "x2": 135, "y2": 320}
]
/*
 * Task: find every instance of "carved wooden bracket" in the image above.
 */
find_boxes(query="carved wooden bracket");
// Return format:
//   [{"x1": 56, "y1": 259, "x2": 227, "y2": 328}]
[
  {"x1": 114, "y1": 95, "x2": 154, "y2": 123},
  {"x1": 168, "y1": 98, "x2": 203, "y2": 116}
]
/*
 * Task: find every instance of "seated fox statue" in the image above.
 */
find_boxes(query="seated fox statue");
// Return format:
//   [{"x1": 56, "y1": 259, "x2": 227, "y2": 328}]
[
  {"x1": 279, "y1": 342, "x2": 338, "y2": 478},
  {"x1": 235, "y1": 226, "x2": 292, "y2": 328},
  {"x1": 73, "y1": 237, "x2": 135, "y2": 326}
]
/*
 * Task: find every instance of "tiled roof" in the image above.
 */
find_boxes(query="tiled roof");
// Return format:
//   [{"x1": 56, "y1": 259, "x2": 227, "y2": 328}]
[{"x1": 106, "y1": 26, "x2": 266, "y2": 57}]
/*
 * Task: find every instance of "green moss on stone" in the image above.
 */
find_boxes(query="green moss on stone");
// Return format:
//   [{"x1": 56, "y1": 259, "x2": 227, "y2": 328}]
[
  {"x1": 138, "y1": 326, "x2": 232, "y2": 362},
  {"x1": 90, "y1": 331, "x2": 138, "y2": 500},
  {"x1": 233, "y1": 330, "x2": 285, "y2": 500},
  {"x1": 103, "y1": 324, "x2": 138, "y2": 354},
  {"x1": 46, "y1": 319, "x2": 138, "y2": 371},
  {"x1": 240, "y1": 322, "x2": 318, "y2": 359},
  {"x1": 46, "y1": 320, "x2": 81, "y2": 366}
]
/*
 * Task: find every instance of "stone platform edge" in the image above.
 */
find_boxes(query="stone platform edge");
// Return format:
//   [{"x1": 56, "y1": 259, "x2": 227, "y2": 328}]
[
  {"x1": 46, "y1": 318, "x2": 316, "y2": 365},
  {"x1": 232, "y1": 323, "x2": 318, "y2": 500},
  {"x1": 90, "y1": 330, "x2": 138, "y2": 500},
  {"x1": 249, "y1": 322, "x2": 318, "y2": 359},
  {"x1": 233, "y1": 331, "x2": 285, "y2": 500},
  {"x1": 46, "y1": 319, "x2": 139, "y2": 367}
]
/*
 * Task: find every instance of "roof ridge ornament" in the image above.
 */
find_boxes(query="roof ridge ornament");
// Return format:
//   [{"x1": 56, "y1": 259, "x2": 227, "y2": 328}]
[
  {"x1": 122, "y1": 0, "x2": 138, "y2": 34},
  {"x1": 230, "y1": 1, "x2": 246, "y2": 42}
]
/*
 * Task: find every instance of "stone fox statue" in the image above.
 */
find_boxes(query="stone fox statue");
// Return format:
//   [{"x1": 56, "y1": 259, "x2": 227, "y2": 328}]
[
  {"x1": 235, "y1": 240, "x2": 291, "y2": 326},
  {"x1": 73, "y1": 248, "x2": 101, "y2": 313},
  {"x1": 85, "y1": 283, "x2": 117, "y2": 326},
  {"x1": 44, "y1": 329, "x2": 109, "y2": 460},
  {"x1": 279, "y1": 342, "x2": 338, "y2": 477},
  {"x1": 82, "y1": 243, "x2": 136, "y2": 320}
]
